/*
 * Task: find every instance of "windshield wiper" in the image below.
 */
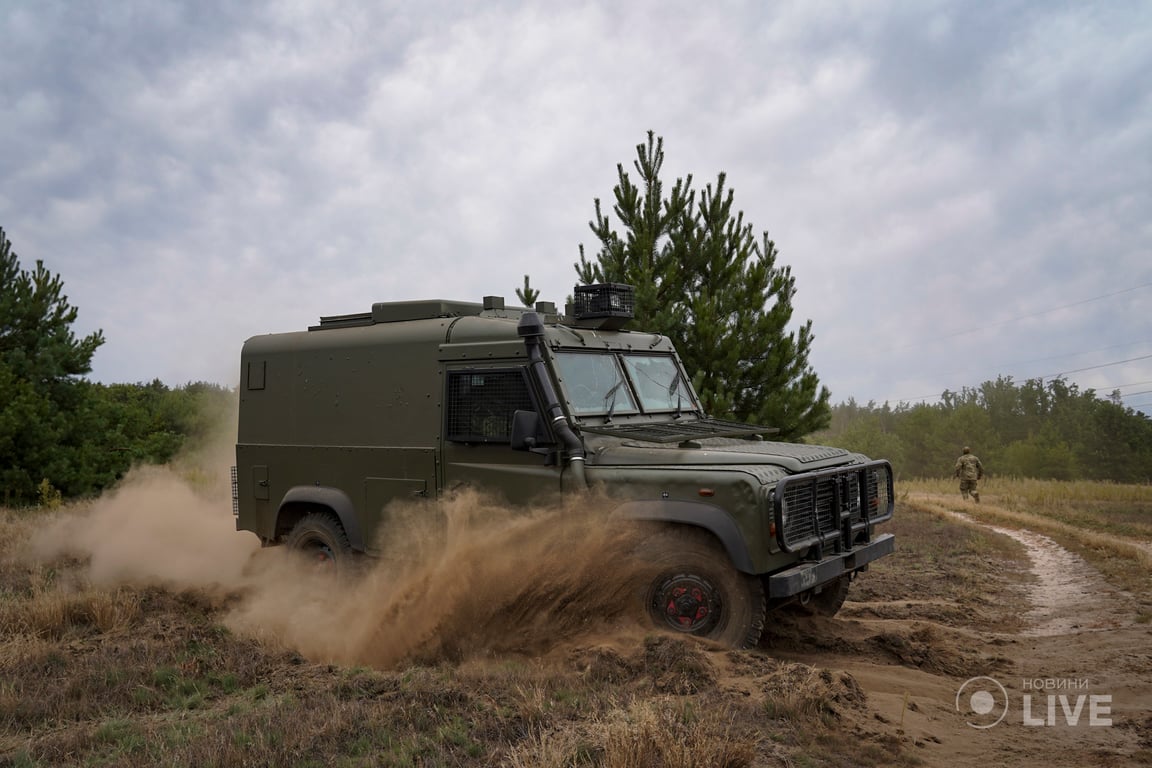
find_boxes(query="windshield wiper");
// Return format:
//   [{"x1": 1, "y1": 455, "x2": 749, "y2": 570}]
[
  {"x1": 603, "y1": 378, "x2": 625, "y2": 422},
  {"x1": 667, "y1": 369, "x2": 685, "y2": 419}
]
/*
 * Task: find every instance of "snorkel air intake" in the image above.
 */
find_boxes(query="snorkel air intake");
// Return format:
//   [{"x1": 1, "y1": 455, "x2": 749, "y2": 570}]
[{"x1": 518, "y1": 311, "x2": 588, "y2": 489}]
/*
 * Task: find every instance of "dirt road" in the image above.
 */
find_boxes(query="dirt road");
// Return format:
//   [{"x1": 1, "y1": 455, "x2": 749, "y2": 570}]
[{"x1": 770, "y1": 493, "x2": 1152, "y2": 767}]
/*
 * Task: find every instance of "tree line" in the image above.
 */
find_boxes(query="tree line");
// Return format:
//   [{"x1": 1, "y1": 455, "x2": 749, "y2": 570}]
[
  {"x1": 1, "y1": 227, "x2": 233, "y2": 506},
  {"x1": 811, "y1": 376, "x2": 1152, "y2": 483}
]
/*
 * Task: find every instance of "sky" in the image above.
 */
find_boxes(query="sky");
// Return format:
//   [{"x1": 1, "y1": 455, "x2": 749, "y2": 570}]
[{"x1": 2, "y1": 0, "x2": 1150, "y2": 415}]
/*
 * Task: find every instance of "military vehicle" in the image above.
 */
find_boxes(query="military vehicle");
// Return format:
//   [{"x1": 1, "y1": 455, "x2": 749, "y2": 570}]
[{"x1": 232, "y1": 283, "x2": 894, "y2": 647}]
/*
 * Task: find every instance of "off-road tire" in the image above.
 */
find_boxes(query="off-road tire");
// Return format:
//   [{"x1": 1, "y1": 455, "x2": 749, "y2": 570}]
[
  {"x1": 796, "y1": 574, "x2": 851, "y2": 617},
  {"x1": 635, "y1": 527, "x2": 766, "y2": 648},
  {"x1": 285, "y1": 512, "x2": 352, "y2": 575}
]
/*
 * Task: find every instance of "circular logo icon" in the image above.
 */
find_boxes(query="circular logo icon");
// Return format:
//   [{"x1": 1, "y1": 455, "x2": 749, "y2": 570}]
[{"x1": 956, "y1": 676, "x2": 1009, "y2": 729}]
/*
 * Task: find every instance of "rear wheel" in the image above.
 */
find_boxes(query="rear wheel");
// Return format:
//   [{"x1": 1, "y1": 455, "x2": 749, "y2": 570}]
[
  {"x1": 636, "y1": 528, "x2": 766, "y2": 648},
  {"x1": 285, "y1": 512, "x2": 352, "y2": 575}
]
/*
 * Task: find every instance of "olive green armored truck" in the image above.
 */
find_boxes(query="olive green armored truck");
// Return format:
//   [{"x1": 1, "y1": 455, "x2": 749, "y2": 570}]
[{"x1": 233, "y1": 283, "x2": 894, "y2": 647}]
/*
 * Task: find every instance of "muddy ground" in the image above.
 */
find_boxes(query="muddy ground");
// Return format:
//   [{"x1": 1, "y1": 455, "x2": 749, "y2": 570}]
[
  {"x1": 770, "y1": 491, "x2": 1152, "y2": 767},
  {"x1": 2, "y1": 475, "x2": 1151, "y2": 766}
]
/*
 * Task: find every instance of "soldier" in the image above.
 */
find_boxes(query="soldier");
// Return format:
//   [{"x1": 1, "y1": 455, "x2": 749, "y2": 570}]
[{"x1": 954, "y1": 446, "x2": 984, "y2": 502}]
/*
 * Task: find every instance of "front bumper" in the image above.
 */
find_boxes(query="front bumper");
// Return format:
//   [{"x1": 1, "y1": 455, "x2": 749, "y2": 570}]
[{"x1": 765, "y1": 533, "x2": 895, "y2": 598}]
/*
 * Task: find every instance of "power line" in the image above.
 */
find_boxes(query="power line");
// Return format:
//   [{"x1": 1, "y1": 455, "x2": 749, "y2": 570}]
[
  {"x1": 1110, "y1": 379, "x2": 1152, "y2": 390},
  {"x1": 867, "y1": 388, "x2": 1152, "y2": 409},
  {"x1": 895, "y1": 281, "x2": 1152, "y2": 350},
  {"x1": 872, "y1": 340, "x2": 1152, "y2": 404},
  {"x1": 1040, "y1": 353, "x2": 1152, "y2": 379},
  {"x1": 853, "y1": 298, "x2": 1152, "y2": 404},
  {"x1": 869, "y1": 363, "x2": 1152, "y2": 407},
  {"x1": 984, "y1": 339, "x2": 1152, "y2": 371}
]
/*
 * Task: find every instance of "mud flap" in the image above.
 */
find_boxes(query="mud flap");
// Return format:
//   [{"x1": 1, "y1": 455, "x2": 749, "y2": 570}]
[{"x1": 766, "y1": 533, "x2": 895, "y2": 598}]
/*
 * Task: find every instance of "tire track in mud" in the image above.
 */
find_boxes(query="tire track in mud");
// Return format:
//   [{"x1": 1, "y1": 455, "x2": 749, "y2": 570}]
[
  {"x1": 981, "y1": 524, "x2": 1128, "y2": 636},
  {"x1": 810, "y1": 495, "x2": 1152, "y2": 768},
  {"x1": 923, "y1": 499, "x2": 1131, "y2": 637}
]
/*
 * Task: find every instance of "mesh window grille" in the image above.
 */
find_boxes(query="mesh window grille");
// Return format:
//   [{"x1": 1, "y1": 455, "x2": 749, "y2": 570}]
[{"x1": 446, "y1": 370, "x2": 535, "y2": 443}]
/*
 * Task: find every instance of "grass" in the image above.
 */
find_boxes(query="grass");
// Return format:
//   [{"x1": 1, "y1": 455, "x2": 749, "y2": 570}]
[
  {"x1": 0, "y1": 502, "x2": 898, "y2": 768},
  {"x1": 4, "y1": 478, "x2": 1150, "y2": 765},
  {"x1": 0, "y1": 574, "x2": 141, "y2": 640},
  {"x1": 901, "y1": 477, "x2": 1152, "y2": 597},
  {"x1": 0, "y1": 512, "x2": 847, "y2": 768}
]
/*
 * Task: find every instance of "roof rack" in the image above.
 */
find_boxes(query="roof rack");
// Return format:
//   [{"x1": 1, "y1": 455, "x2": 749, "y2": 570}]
[
  {"x1": 309, "y1": 295, "x2": 561, "y2": 331},
  {"x1": 310, "y1": 300, "x2": 485, "y2": 331}
]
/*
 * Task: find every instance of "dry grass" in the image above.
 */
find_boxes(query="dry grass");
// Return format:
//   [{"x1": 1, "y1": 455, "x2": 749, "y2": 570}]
[
  {"x1": 10, "y1": 476, "x2": 1148, "y2": 766},
  {"x1": 504, "y1": 697, "x2": 759, "y2": 768},
  {"x1": 600, "y1": 700, "x2": 757, "y2": 768},
  {"x1": 1, "y1": 499, "x2": 887, "y2": 767},
  {"x1": 760, "y1": 663, "x2": 862, "y2": 724},
  {"x1": 905, "y1": 475, "x2": 1152, "y2": 509},
  {"x1": 0, "y1": 573, "x2": 140, "y2": 640},
  {"x1": 901, "y1": 478, "x2": 1152, "y2": 596}
]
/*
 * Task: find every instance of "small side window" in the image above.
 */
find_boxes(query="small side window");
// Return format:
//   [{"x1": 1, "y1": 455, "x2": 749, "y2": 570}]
[
  {"x1": 247, "y1": 360, "x2": 266, "y2": 390},
  {"x1": 446, "y1": 369, "x2": 536, "y2": 443}
]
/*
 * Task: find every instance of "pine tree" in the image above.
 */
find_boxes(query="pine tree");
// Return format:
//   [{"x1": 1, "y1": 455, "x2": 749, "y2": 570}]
[
  {"x1": 0, "y1": 228, "x2": 104, "y2": 383},
  {"x1": 0, "y1": 227, "x2": 106, "y2": 503},
  {"x1": 514, "y1": 275, "x2": 540, "y2": 307},
  {"x1": 575, "y1": 132, "x2": 693, "y2": 337},
  {"x1": 575, "y1": 133, "x2": 830, "y2": 439}
]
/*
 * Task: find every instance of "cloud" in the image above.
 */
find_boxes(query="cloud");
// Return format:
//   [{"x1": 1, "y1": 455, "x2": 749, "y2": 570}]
[{"x1": 1, "y1": 0, "x2": 1149, "y2": 412}]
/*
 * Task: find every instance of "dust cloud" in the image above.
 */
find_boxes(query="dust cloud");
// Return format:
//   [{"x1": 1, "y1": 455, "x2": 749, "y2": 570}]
[
  {"x1": 227, "y1": 489, "x2": 651, "y2": 668},
  {"x1": 26, "y1": 454, "x2": 651, "y2": 668},
  {"x1": 27, "y1": 464, "x2": 258, "y2": 588}
]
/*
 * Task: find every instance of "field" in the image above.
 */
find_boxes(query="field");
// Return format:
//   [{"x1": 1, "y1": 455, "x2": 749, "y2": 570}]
[{"x1": 2, "y1": 466, "x2": 1151, "y2": 767}]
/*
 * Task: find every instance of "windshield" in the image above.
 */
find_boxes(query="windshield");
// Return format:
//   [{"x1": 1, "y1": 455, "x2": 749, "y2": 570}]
[
  {"x1": 621, "y1": 354, "x2": 695, "y2": 412},
  {"x1": 554, "y1": 352, "x2": 638, "y2": 415},
  {"x1": 554, "y1": 351, "x2": 695, "y2": 416}
]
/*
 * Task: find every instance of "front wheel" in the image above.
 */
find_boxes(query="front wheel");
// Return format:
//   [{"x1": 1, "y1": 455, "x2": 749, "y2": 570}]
[
  {"x1": 793, "y1": 574, "x2": 851, "y2": 617},
  {"x1": 635, "y1": 528, "x2": 766, "y2": 648},
  {"x1": 285, "y1": 512, "x2": 352, "y2": 575}
]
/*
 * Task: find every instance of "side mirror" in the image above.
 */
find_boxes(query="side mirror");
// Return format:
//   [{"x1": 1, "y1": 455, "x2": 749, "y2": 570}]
[{"x1": 510, "y1": 410, "x2": 541, "y2": 451}]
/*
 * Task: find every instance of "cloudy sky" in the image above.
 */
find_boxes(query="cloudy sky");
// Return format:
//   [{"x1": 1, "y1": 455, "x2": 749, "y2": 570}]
[{"x1": 3, "y1": 0, "x2": 1150, "y2": 414}]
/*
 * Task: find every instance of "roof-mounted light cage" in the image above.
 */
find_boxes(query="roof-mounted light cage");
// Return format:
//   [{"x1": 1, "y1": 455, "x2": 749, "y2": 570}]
[{"x1": 573, "y1": 283, "x2": 635, "y2": 325}]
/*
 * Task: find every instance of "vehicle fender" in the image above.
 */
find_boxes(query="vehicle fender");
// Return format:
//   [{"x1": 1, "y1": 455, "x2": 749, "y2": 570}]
[
  {"x1": 277, "y1": 486, "x2": 366, "y2": 551},
  {"x1": 613, "y1": 499, "x2": 756, "y2": 574}
]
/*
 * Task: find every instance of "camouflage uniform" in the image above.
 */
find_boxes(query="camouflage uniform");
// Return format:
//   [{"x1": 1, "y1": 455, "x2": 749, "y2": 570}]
[{"x1": 954, "y1": 447, "x2": 984, "y2": 502}]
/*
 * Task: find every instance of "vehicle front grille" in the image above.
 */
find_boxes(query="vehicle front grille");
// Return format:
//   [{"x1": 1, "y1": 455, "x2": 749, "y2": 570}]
[{"x1": 772, "y1": 461, "x2": 893, "y2": 553}]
